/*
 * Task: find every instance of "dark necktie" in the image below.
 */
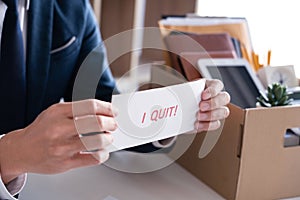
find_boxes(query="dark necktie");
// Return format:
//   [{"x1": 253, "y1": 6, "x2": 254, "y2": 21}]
[{"x1": 0, "y1": 0, "x2": 26, "y2": 135}]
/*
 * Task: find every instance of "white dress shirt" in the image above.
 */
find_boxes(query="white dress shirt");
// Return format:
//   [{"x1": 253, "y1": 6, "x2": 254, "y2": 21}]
[{"x1": 0, "y1": 1, "x2": 29, "y2": 199}]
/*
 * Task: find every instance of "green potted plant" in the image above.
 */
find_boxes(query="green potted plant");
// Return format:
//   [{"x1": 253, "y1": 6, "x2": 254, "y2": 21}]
[{"x1": 256, "y1": 83, "x2": 293, "y2": 107}]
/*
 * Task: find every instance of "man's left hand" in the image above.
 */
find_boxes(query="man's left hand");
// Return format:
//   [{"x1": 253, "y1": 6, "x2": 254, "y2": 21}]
[{"x1": 195, "y1": 79, "x2": 231, "y2": 132}]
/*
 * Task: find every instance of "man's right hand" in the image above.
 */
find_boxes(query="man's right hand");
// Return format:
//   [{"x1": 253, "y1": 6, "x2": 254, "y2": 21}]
[{"x1": 0, "y1": 99, "x2": 117, "y2": 184}]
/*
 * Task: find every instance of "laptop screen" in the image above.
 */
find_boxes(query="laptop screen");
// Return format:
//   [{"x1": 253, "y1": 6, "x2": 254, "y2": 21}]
[{"x1": 207, "y1": 65, "x2": 261, "y2": 108}]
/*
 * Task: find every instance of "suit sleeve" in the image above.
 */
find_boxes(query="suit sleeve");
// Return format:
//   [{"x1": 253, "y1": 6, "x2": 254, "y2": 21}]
[
  {"x1": 68, "y1": 0, "x2": 173, "y2": 153},
  {"x1": 64, "y1": 0, "x2": 117, "y2": 102}
]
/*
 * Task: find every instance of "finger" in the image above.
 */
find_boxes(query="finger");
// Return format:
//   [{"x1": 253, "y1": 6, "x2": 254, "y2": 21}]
[
  {"x1": 58, "y1": 99, "x2": 116, "y2": 118},
  {"x1": 90, "y1": 149, "x2": 110, "y2": 163},
  {"x1": 202, "y1": 79, "x2": 224, "y2": 100},
  {"x1": 50, "y1": 132, "x2": 113, "y2": 158},
  {"x1": 69, "y1": 150, "x2": 110, "y2": 169},
  {"x1": 45, "y1": 117, "x2": 78, "y2": 140},
  {"x1": 194, "y1": 120, "x2": 221, "y2": 132},
  {"x1": 74, "y1": 115, "x2": 117, "y2": 135},
  {"x1": 199, "y1": 92, "x2": 230, "y2": 111},
  {"x1": 197, "y1": 106, "x2": 230, "y2": 122},
  {"x1": 73, "y1": 99, "x2": 116, "y2": 117},
  {"x1": 74, "y1": 133, "x2": 113, "y2": 152}
]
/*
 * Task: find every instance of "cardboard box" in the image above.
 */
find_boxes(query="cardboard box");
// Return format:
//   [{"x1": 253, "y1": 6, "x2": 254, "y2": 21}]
[{"x1": 177, "y1": 103, "x2": 300, "y2": 200}]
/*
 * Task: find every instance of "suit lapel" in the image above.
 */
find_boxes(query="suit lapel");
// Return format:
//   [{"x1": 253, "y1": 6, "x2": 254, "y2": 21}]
[{"x1": 26, "y1": 0, "x2": 54, "y2": 123}]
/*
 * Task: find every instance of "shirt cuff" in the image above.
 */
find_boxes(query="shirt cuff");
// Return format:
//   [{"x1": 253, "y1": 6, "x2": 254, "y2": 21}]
[
  {"x1": 0, "y1": 135, "x2": 27, "y2": 199},
  {"x1": 0, "y1": 173, "x2": 27, "y2": 200},
  {"x1": 152, "y1": 136, "x2": 177, "y2": 148}
]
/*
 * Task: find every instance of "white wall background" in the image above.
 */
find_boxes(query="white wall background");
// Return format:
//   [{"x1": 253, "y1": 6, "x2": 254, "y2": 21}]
[{"x1": 197, "y1": 0, "x2": 300, "y2": 77}]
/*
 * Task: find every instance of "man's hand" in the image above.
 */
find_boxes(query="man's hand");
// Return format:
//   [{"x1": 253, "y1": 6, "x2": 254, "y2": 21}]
[
  {"x1": 195, "y1": 79, "x2": 230, "y2": 132},
  {"x1": 0, "y1": 99, "x2": 117, "y2": 184}
]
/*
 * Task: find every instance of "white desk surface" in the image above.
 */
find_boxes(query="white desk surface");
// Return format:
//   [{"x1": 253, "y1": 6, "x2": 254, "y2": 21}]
[{"x1": 19, "y1": 151, "x2": 300, "y2": 200}]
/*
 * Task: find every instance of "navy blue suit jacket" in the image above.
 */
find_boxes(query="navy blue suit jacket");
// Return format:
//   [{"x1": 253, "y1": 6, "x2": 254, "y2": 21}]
[
  {"x1": 24, "y1": 0, "x2": 160, "y2": 153},
  {"x1": 25, "y1": 0, "x2": 116, "y2": 125}
]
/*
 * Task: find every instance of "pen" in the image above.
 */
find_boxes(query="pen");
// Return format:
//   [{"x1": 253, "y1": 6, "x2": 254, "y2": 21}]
[
  {"x1": 252, "y1": 51, "x2": 259, "y2": 71},
  {"x1": 267, "y1": 50, "x2": 272, "y2": 66}
]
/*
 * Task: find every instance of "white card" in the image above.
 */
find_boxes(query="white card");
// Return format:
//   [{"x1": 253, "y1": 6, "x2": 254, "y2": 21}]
[{"x1": 107, "y1": 79, "x2": 206, "y2": 152}]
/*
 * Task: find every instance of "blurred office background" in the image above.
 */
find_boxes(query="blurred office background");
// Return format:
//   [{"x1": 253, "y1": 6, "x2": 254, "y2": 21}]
[{"x1": 89, "y1": 0, "x2": 300, "y2": 82}]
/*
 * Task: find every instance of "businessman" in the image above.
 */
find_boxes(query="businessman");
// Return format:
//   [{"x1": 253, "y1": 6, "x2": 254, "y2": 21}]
[{"x1": 0, "y1": 0, "x2": 230, "y2": 199}]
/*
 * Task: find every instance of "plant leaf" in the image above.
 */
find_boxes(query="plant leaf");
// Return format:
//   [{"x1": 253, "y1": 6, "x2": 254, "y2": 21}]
[{"x1": 274, "y1": 85, "x2": 283, "y2": 100}]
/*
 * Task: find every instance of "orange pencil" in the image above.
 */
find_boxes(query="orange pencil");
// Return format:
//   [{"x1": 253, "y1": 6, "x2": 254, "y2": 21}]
[
  {"x1": 267, "y1": 50, "x2": 272, "y2": 66},
  {"x1": 252, "y1": 52, "x2": 259, "y2": 71}
]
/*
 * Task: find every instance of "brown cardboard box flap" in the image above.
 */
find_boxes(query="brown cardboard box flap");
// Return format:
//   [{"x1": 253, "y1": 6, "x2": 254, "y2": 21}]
[
  {"x1": 177, "y1": 104, "x2": 245, "y2": 200},
  {"x1": 178, "y1": 103, "x2": 300, "y2": 200},
  {"x1": 237, "y1": 105, "x2": 300, "y2": 200}
]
